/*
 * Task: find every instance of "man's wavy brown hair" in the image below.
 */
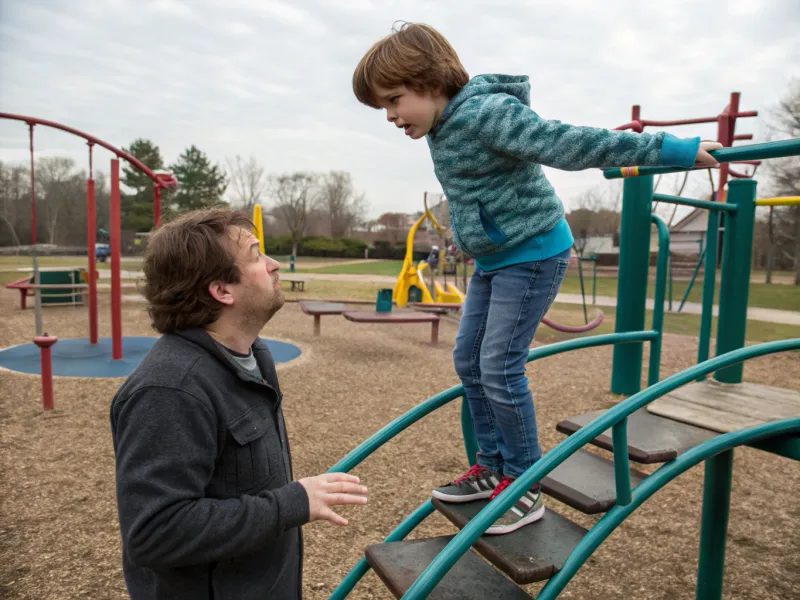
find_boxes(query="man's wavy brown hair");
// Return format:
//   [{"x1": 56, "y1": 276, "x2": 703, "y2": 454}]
[
  {"x1": 140, "y1": 208, "x2": 254, "y2": 333},
  {"x1": 353, "y1": 22, "x2": 469, "y2": 109}
]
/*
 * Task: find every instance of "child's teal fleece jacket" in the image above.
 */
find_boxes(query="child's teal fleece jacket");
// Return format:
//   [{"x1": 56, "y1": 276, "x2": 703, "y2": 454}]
[{"x1": 425, "y1": 74, "x2": 700, "y2": 271}]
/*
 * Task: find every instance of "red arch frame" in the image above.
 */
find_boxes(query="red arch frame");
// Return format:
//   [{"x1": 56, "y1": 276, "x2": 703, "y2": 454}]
[{"x1": 0, "y1": 112, "x2": 176, "y2": 359}]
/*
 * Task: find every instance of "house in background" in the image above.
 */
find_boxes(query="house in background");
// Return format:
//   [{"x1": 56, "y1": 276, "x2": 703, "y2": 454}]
[{"x1": 668, "y1": 208, "x2": 719, "y2": 255}]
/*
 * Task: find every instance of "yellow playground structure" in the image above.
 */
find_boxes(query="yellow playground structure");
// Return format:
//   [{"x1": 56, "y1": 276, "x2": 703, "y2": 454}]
[
  {"x1": 393, "y1": 194, "x2": 465, "y2": 307},
  {"x1": 252, "y1": 204, "x2": 265, "y2": 253}
]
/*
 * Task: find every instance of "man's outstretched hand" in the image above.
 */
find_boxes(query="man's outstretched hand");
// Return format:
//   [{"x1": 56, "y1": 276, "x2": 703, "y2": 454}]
[{"x1": 299, "y1": 473, "x2": 369, "y2": 526}]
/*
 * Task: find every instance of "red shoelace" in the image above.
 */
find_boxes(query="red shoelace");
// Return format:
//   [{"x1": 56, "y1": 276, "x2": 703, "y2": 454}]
[
  {"x1": 490, "y1": 476, "x2": 513, "y2": 500},
  {"x1": 453, "y1": 464, "x2": 487, "y2": 484}
]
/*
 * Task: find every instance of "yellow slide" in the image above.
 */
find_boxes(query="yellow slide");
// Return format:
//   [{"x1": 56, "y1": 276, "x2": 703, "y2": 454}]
[{"x1": 392, "y1": 194, "x2": 465, "y2": 307}]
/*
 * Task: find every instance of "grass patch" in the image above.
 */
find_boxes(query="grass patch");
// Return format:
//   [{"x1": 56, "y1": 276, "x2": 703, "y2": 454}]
[
  {"x1": 297, "y1": 260, "x2": 403, "y2": 276},
  {"x1": 282, "y1": 280, "x2": 383, "y2": 302}
]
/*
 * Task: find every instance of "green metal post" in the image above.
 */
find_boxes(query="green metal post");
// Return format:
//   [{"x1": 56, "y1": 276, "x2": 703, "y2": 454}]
[
  {"x1": 591, "y1": 253, "x2": 597, "y2": 305},
  {"x1": 612, "y1": 419, "x2": 631, "y2": 505},
  {"x1": 695, "y1": 450, "x2": 734, "y2": 600},
  {"x1": 715, "y1": 179, "x2": 757, "y2": 383},
  {"x1": 648, "y1": 215, "x2": 669, "y2": 386},
  {"x1": 577, "y1": 254, "x2": 588, "y2": 324},
  {"x1": 460, "y1": 397, "x2": 478, "y2": 466},
  {"x1": 696, "y1": 210, "x2": 719, "y2": 379},
  {"x1": 611, "y1": 175, "x2": 653, "y2": 395},
  {"x1": 667, "y1": 255, "x2": 673, "y2": 312}
]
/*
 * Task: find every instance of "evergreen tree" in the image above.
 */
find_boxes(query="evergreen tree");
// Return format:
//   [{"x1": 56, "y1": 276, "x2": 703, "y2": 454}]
[
  {"x1": 169, "y1": 145, "x2": 228, "y2": 212},
  {"x1": 120, "y1": 138, "x2": 166, "y2": 232}
]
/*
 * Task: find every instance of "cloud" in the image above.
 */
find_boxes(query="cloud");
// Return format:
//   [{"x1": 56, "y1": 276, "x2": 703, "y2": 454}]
[{"x1": 1, "y1": 0, "x2": 798, "y2": 221}]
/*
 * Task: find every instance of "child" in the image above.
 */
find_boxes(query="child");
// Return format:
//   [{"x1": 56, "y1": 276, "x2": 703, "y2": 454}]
[{"x1": 352, "y1": 22, "x2": 720, "y2": 535}]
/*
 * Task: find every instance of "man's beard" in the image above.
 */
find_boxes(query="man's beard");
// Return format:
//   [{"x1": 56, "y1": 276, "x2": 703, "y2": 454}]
[{"x1": 242, "y1": 286, "x2": 284, "y2": 330}]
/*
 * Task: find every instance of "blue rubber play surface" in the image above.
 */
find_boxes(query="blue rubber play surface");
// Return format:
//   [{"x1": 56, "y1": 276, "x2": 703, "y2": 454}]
[{"x1": 0, "y1": 336, "x2": 302, "y2": 378}]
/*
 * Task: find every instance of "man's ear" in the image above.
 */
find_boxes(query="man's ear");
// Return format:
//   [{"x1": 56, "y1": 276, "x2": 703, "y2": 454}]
[{"x1": 208, "y1": 280, "x2": 235, "y2": 306}]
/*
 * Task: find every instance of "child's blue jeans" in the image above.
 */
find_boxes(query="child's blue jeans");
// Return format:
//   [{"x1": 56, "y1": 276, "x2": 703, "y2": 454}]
[{"x1": 453, "y1": 248, "x2": 570, "y2": 479}]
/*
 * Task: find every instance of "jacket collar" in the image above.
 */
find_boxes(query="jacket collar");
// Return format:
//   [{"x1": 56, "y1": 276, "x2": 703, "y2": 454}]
[{"x1": 171, "y1": 328, "x2": 280, "y2": 396}]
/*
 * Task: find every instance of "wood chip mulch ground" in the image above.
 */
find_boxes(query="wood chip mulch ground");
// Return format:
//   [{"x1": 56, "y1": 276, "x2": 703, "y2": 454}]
[{"x1": 1, "y1": 291, "x2": 798, "y2": 599}]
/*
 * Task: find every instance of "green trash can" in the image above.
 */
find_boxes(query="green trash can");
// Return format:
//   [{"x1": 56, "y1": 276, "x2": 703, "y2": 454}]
[
  {"x1": 376, "y1": 288, "x2": 393, "y2": 312},
  {"x1": 36, "y1": 269, "x2": 85, "y2": 304}
]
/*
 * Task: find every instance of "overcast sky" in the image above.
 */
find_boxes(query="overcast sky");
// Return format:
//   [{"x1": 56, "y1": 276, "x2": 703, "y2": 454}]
[{"x1": 1, "y1": 0, "x2": 798, "y2": 221}]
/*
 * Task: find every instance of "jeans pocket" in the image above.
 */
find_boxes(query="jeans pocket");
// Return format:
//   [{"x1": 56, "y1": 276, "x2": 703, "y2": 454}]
[{"x1": 543, "y1": 258, "x2": 569, "y2": 311}]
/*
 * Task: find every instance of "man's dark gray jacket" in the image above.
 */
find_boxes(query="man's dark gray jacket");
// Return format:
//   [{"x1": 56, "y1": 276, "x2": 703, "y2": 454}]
[{"x1": 110, "y1": 328, "x2": 309, "y2": 599}]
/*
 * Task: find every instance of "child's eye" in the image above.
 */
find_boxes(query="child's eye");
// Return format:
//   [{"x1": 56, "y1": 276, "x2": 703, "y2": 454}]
[{"x1": 390, "y1": 95, "x2": 400, "y2": 103}]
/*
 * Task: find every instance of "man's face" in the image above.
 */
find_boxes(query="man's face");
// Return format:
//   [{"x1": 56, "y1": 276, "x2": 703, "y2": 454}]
[{"x1": 227, "y1": 227, "x2": 284, "y2": 327}]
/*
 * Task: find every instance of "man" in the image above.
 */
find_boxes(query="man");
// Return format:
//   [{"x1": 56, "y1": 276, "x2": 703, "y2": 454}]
[{"x1": 110, "y1": 208, "x2": 368, "y2": 599}]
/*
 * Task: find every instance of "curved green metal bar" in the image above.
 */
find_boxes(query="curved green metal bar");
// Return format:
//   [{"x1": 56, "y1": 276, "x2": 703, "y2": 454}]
[
  {"x1": 400, "y1": 338, "x2": 800, "y2": 600},
  {"x1": 603, "y1": 138, "x2": 800, "y2": 179},
  {"x1": 326, "y1": 330, "x2": 658, "y2": 596},
  {"x1": 328, "y1": 500, "x2": 436, "y2": 600},
  {"x1": 538, "y1": 417, "x2": 800, "y2": 599},
  {"x1": 327, "y1": 331, "x2": 657, "y2": 474}
]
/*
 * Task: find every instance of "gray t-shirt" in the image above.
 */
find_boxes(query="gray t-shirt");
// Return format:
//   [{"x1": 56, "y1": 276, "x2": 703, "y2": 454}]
[{"x1": 217, "y1": 342, "x2": 260, "y2": 377}]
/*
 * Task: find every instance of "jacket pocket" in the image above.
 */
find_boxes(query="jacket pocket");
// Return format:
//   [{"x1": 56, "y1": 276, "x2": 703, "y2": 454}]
[
  {"x1": 478, "y1": 204, "x2": 509, "y2": 246},
  {"x1": 223, "y1": 407, "x2": 275, "y2": 494}
]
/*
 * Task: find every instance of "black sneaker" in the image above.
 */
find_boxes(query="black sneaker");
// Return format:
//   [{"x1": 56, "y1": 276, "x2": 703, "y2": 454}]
[{"x1": 432, "y1": 464, "x2": 502, "y2": 503}]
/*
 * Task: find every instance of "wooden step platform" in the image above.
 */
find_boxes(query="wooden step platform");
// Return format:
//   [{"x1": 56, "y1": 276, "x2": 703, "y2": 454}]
[
  {"x1": 365, "y1": 535, "x2": 531, "y2": 599},
  {"x1": 540, "y1": 449, "x2": 647, "y2": 514},
  {"x1": 431, "y1": 499, "x2": 586, "y2": 584},
  {"x1": 647, "y1": 379, "x2": 800, "y2": 435},
  {"x1": 557, "y1": 408, "x2": 716, "y2": 463}
]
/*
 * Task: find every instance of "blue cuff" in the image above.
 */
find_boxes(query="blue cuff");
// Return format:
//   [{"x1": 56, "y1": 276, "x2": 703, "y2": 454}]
[{"x1": 659, "y1": 133, "x2": 700, "y2": 168}]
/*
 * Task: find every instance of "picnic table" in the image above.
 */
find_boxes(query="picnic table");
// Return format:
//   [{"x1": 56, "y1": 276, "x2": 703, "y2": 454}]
[
  {"x1": 300, "y1": 301, "x2": 346, "y2": 336},
  {"x1": 342, "y1": 310, "x2": 441, "y2": 344}
]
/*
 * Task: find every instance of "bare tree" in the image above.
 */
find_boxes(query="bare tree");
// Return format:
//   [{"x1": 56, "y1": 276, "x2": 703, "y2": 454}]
[
  {"x1": 35, "y1": 157, "x2": 81, "y2": 245},
  {"x1": 376, "y1": 212, "x2": 407, "y2": 245},
  {"x1": 317, "y1": 171, "x2": 367, "y2": 238},
  {"x1": 763, "y1": 79, "x2": 800, "y2": 284},
  {"x1": 566, "y1": 185, "x2": 621, "y2": 256},
  {"x1": 0, "y1": 162, "x2": 28, "y2": 249},
  {"x1": 268, "y1": 172, "x2": 317, "y2": 257},
  {"x1": 226, "y1": 154, "x2": 267, "y2": 210}
]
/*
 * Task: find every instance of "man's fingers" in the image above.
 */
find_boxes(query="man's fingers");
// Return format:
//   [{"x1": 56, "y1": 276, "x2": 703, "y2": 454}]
[
  {"x1": 323, "y1": 473, "x2": 361, "y2": 484},
  {"x1": 320, "y1": 506, "x2": 348, "y2": 526},
  {"x1": 326, "y1": 493, "x2": 369, "y2": 506},
  {"x1": 323, "y1": 481, "x2": 369, "y2": 495}
]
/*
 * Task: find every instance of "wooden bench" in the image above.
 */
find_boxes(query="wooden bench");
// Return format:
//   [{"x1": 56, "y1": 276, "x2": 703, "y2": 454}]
[
  {"x1": 283, "y1": 276, "x2": 306, "y2": 292},
  {"x1": 342, "y1": 311, "x2": 441, "y2": 344},
  {"x1": 5, "y1": 278, "x2": 89, "y2": 308},
  {"x1": 299, "y1": 301, "x2": 346, "y2": 335}
]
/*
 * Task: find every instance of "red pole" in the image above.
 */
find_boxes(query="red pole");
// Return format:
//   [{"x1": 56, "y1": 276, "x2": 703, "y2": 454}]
[
  {"x1": 110, "y1": 159, "x2": 123, "y2": 360},
  {"x1": 29, "y1": 124, "x2": 36, "y2": 245},
  {"x1": 34, "y1": 334, "x2": 58, "y2": 411},
  {"x1": 631, "y1": 105, "x2": 640, "y2": 122},
  {"x1": 154, "y1": 185, "x2": 161, "y2": 228},
  {"x1": 86, "y1": 176, "x2": 98, "y2": 344}
]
